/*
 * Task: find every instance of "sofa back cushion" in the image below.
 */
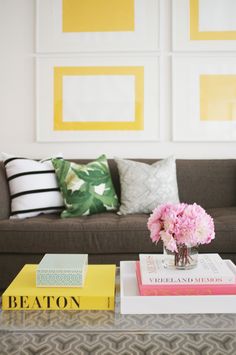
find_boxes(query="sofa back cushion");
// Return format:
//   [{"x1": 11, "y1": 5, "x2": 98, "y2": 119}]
[
  {"x1": 0, "y1": 158, "x2": 236, "y2": 219},
  {"x1": 72, "y1": 159, "x2": 236, "y2": 209},
  {"x1": 176, "y1": 159, "x2": 236, "y2": 209}
]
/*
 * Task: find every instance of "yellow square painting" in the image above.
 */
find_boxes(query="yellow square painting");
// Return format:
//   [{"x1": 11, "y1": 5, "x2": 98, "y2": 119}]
[
  {"x1": 190, "y1": 0, "x2": 236, "y2": 40},
  {"x1": 200, "y1": 75, "x2": 236, "y2": 121},
  {"x1": 54, "y1": 66, "x2": 144, "y2": 131},
  {"x1": 62, "y1": 0, "x2": 135, "y2": 32}
]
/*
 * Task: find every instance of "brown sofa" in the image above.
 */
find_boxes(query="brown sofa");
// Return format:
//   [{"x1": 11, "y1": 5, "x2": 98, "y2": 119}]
[{"x1": 1, "y1": 158, "x2": 236, "y2": 291}]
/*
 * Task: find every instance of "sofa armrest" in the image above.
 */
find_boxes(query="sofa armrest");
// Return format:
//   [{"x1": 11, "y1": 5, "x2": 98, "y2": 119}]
[{"x1": 0, "y1": 161, "x2": 10, "y2": 219}]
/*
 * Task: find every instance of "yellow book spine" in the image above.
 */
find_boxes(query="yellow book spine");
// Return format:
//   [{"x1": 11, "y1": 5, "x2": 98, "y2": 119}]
[{"x1": 2, "y1": 295, "x2": 115, "y2": 311}]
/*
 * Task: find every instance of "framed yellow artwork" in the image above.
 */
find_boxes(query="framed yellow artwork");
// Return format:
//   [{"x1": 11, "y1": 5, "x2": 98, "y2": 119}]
[
  {"x1": 172, "y1": 56, "x2": 236, "y2": 141},
  {"x1": 173, "y1": 0, "x2": 236, "y2": 50},
  {"x1": 36, "y1": 56, "x2": 159, "y2": 142},
  {"x1": 36, "y1": 0, "x2": 159, "y2": 52}
]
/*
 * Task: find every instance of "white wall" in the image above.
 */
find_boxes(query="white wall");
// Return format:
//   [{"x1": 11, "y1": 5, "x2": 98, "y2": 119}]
[{"x1": 0, "y1": 0, "x2": 235, "y2": 159}]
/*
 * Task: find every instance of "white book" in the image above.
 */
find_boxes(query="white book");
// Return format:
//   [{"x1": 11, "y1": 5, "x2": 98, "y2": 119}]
[{"x1": 139, "y1": 253, "x2": 236, "y2": 285}]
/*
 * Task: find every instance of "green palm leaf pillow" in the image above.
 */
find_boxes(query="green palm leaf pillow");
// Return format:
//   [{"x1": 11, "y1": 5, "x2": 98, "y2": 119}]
[{"x1": 52, "y1": 155, "x2": 119, "y2": 218}]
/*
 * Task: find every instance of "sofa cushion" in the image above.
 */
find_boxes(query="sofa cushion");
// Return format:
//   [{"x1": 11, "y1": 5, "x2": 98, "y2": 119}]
[
  {"x1": 1, "y1": 153, "x2": 64, "y2": 219},
  {"x1": 115, "y1": 156, "x2": 180, "y2": 215},
  {"x1": 0, "y1": 207, "x2": 235, "y2": 255},
  {"x1": 0, "y1": 213, "x2": 157, "y2": 254},
  {"x1": 201, "y1": 207, "x2": 236, "y2": 253},
  {"x1": 52, "y1": 155, "x2": 119, "y2": 217},
  {"x1": 176, "y1": 159, "x2": 236, "y2": 209}
]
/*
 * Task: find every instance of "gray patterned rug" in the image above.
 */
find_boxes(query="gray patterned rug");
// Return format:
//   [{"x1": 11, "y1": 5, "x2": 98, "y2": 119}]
[{"x1": 1, "y1": 331, "x2": 236, "y2": 355}]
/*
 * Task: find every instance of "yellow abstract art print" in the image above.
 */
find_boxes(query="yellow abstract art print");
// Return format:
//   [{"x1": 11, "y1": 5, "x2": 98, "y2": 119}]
[
  {"x1": 172, "y1": 0, "x2": 236, "y2": 50},
  {"x1": 37, "y1": 56, "x2": 159, "y2": 142},
  {"x1": 37, "y1": 0, "x2": 159, "y2": 52},
  {"x1": 54, "y1": 66, "x2": 144, "y2": 131},
  {"x1": 200, "y1": 75, "x2": 236, "y2": 121},
  {"x1": 62, "y1": 0, "x2": 135, "y2": 32},
  {"x1": 172, "y1": 56, "x2": 236, "y2": 141},
  {"x1": 190, "y1": 0, "x2": 236, "y2": 40}
]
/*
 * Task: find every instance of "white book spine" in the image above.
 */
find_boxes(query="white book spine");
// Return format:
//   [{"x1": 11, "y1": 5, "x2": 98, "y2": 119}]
[{"x1": 139, "y1": 254, "x2": 236, "y2": 285}]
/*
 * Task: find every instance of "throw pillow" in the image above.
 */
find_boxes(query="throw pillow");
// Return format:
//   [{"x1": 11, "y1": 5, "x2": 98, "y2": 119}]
[
  {"x1": 115, "y1": 156, "x2": 180, "y2": 215},
  {"x1": 52, "y1": 155, "x2": 119, "y2": 218},
  {"x1": 1, "y1": 153, "x2": 64, "y2": 219}
]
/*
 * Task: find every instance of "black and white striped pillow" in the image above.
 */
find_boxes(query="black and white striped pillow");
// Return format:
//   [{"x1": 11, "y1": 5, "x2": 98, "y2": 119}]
[{"x1": 2, "y1": 153, "x2": 64, "y2": 219}]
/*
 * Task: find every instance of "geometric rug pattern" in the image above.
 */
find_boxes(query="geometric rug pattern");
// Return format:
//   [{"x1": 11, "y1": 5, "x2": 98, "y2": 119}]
[{"x1": 1, "y1": 331, "x2": 236, "y2": 355}]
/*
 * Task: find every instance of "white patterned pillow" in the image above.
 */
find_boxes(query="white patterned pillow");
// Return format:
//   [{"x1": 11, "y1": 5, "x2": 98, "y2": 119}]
[
  {"x1": 115, "y1": 156, "x2": 180, "y2": 215},
  {"x1": 1, "y1": 153, "x2": 64, "y2": 219}
]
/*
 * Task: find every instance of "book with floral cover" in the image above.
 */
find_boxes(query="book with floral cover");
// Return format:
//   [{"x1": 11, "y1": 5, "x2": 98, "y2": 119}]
[{"x1": 139, "y1": 254, "x2": 236, "y2": 285}]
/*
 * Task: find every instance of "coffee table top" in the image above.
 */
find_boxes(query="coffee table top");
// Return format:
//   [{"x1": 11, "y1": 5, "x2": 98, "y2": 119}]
[
  {"x1": 1, "y1": 269, "x2": 236, "y2": 334},
  {"x1": 1, "y1": 302, "x2": 236, "y2": 334}
]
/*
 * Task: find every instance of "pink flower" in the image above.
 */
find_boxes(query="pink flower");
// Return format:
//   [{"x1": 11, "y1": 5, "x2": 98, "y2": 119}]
[
  {"x1": 147, "y1": 203, "x2": 215, "y2": 253},
  {"x1": 160, "y1": 231, "x2": 178, "y2": 252},
  {"x1": 149, "y1": 221, "x2": 162, "y2": 243}
]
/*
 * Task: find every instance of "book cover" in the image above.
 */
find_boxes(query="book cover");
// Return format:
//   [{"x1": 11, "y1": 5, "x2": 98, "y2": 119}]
[
  {"x1": 136, "y1": 260, "x2": 236, "y2": 296},
  {"x1": 139, "y1": 253, "x2": 236, "y2": 285},
  {"x1": 36, "y1": 254, "x2": 88, "y2": 287},
  {"x1": 2, "y1": 264, "x2": 116, "y2": 311}
]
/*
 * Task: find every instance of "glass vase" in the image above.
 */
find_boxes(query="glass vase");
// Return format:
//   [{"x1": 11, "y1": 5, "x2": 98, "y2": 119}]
[{"x1": 163, "y1": 244, "x2": 198, "y2": 270}]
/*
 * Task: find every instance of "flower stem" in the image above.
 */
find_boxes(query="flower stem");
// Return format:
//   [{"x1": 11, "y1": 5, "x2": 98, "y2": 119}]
[{"x1": 174, "y1": 245, "x2": 191, "y2": 267}]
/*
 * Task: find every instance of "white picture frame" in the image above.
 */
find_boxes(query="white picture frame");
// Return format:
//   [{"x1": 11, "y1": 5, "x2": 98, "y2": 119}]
[
  {"x1": 172, "y1": 0, "x2": 236, "y2": 51},
  {"x1": 36, "y1": 0, "x2": 159, "y2": 53},
  {"x1": 172, "y1": 56, "x2": 236, "y2": 141},
  {"x1": 36, "y1": 55, "x2": 159, "y2": 142}
]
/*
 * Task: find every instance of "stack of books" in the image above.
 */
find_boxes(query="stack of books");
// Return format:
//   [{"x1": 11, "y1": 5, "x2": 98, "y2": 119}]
[
  {"x1": 136, "y1": 253, "x2": 236, "y2": 296},
  {"x1": 119, "y1": 255, "x2": 236, "y2": 314},
  {"x1": 2, "y1": 254, "x2": 116, "y2": 311}
]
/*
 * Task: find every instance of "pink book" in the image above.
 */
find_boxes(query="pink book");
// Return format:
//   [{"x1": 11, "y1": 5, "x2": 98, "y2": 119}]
[{"x1": 136, "y1": 261, "x2": 236, "y2": 296}]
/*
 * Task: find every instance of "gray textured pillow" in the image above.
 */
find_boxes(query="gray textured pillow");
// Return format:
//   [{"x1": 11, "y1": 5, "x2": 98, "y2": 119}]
[{"x1": 115, "y1": 156, "x2": 180, "y2": 215}]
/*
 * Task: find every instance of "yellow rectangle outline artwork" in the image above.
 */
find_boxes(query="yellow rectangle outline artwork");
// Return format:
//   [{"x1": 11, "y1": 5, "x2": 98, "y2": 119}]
[
  {"x1": 200, "y1": 74, "x2": 236, "y2": 121},
  {"x1": 54, "y1": 67, "x2": 144, "y2": 131},
  {"x1": 190, "y1": 0, "x2": 236, "y2": 40},
  {"x1": 62, "y1": 0, "x2": 135, "y2": 33}
]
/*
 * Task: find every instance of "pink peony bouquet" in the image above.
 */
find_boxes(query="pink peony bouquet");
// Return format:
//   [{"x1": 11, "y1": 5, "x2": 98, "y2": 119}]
[{"x1": 147, "y1": 203, "x2": 215, "y2": 253}]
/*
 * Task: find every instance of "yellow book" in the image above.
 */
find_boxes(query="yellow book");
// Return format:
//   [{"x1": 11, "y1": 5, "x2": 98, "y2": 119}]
[{"x1": 2, "y1": 264, "x2": 116, "y2": 311}]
